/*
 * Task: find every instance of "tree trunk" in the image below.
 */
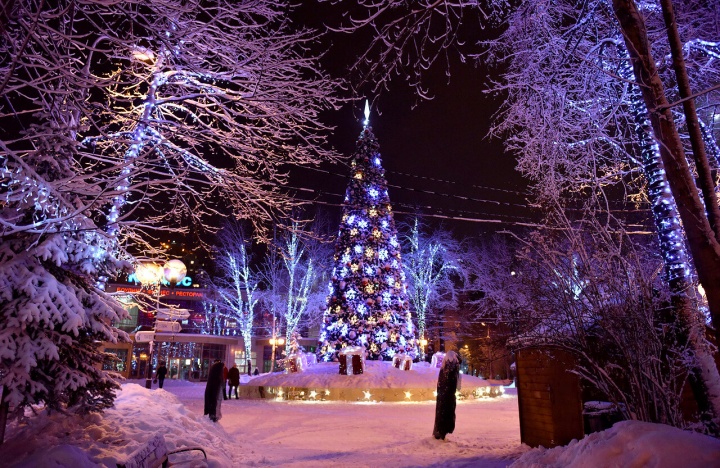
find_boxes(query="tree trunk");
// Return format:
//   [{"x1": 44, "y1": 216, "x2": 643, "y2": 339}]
[
  {"x1": 612, "y1": 0, "x2": 720, "y2": 426},
  {"x1": 612, "y1": 0, "x2": 720, "y2": 345},
  {"x1": 659, "y1": 0, "x2": 720, "y2": 239}
]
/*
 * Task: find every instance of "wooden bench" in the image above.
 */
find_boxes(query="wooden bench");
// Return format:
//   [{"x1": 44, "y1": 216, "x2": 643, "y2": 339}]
[{"x1": 117, "y1": 433, "x2": 207, "y2": 468}]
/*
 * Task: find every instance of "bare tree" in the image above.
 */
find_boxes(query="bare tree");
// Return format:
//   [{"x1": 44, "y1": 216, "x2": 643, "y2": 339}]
[
  {"x1": 261, "y1": 220, "x2": 332, "y2": 355},
  {"x1": 0, "y1": 0, "x2": 339, "y2": 439},
  {"x1": 211, "y1": 223, "x2": 261, "y2": 361},
  {"x1": 401, "y1": 218, "x2": 464, "y2": 344},
  {"x1": 473, "y1": 207, "x2": 698, "y2": 427}
]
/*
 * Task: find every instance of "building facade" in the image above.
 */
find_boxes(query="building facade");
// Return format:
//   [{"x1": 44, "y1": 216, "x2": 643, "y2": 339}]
[{"x1": 105, "y1": 281, "x2": 318, "y2": 380}]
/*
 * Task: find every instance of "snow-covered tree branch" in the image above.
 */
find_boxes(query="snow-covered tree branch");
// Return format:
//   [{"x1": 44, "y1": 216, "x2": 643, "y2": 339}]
[{"x1": 401, "y1": 218, "x2": 464, "y2": 342}]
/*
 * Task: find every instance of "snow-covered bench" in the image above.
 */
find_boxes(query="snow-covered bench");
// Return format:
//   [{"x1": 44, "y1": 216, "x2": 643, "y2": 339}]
[{"x1": 116, "y1": 433, "x2": 207, "y2": 468}]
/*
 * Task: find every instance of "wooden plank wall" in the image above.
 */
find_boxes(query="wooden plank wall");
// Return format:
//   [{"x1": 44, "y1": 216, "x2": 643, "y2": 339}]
[{"x1": 517, "y1": 347, "x2": 584, "y2": 448}]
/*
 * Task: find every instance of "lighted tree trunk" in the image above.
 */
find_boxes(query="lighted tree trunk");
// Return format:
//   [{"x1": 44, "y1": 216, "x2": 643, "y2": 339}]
[
  {"x1": 612, "y1": 0, "x2": 720, "y2": 345},
  {"x1": 613, "y1": 0, "x2": 720, "y2": 424}
]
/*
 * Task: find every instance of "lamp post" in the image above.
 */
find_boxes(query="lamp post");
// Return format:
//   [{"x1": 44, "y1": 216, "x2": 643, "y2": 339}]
[
  {"x1": 268, "y1": 315, "x2": 285, "y2": 373},
  {"x1": 135, "y1": 259, "x2": 187, "y2": 389},
  {"x1": 419, "y1": 337, "x2": 428, "y2": 361}
]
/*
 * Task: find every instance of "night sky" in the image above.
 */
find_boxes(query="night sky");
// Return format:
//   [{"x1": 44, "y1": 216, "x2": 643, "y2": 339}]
[{"x1": 288, "y1": 5, "x2": 535, "y2": 239}]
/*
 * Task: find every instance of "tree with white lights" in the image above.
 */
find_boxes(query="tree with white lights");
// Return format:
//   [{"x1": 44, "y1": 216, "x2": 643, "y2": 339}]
[
  {"x1": 212, "y1": 223, "x2": 260, "y2": 362},
  {"x1": 261, "y1": 222, "x2": 331, "y2": 355},
  {"x1": 0, "y1": 0, "x2": 338, "y2": 438},
  {"x1": 402, "y1": 219, "x2": 463, "y2": 344},
  {"x1": 319, "y1": 105, "x2": 418, "y2": 361}
]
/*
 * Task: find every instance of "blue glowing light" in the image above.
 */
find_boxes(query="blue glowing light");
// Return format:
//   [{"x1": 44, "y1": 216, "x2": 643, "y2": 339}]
[{"x1": 368, "y1": 188, "x2": 379, "y2": 198}]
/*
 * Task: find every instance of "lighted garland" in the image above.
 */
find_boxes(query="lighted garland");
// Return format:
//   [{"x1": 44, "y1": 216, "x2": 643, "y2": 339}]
[
  {"x1": 319, "y1": 124, "x2": 418, "y2": 361},
  {"x1": 619, "y1": 49, "x2": 691, "y2": 286}
]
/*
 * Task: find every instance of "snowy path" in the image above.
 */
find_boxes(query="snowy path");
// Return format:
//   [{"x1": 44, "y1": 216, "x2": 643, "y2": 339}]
[
  {"x1": 168, "y1": 380, "x2": 524, "y2": 467},
  {"x1": 5, "y1": 380, "x2": 720, "y2": 467}
]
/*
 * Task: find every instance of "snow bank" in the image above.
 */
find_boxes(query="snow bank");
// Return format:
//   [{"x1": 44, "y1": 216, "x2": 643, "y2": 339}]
[
  {"x1": 2, "y1": 383, "x2": 235, "y2": 467},
  {"x1": 512, "y1": 420, "x2": 720, "y2": 468},
  {"x1": 250, "y1": 360, "x2": 492, "y2": 390}
]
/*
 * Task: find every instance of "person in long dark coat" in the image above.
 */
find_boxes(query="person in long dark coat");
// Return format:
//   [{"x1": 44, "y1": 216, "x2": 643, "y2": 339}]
[
  {"x1": 156, "y1": 361, "x2": 167, "y2": 389},
  {"x1": 204, "y1": 360, "x2": 224, "y2": 422},
  {"x1": 433, "y1": 350, "x2": 462, "y2": 440},
  {"x1": 227, "y1": 363, "x2": 241, "y2": 399}
]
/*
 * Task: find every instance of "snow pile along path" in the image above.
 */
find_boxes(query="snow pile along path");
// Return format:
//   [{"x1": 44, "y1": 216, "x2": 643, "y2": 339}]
[
  {"x1": 512, "y1": 420, "x2": 720, "y2": 468},
  {"x1": 250, "y1": 360, "x2": 492, "y2": 390},
  {"x1": 2, "y1": 383, "x2": 235, "y2": 467}
]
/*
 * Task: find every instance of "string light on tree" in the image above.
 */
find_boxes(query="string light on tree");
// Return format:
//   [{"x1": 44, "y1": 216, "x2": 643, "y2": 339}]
[{"x1": 318, "y1": 100, "x2": 418, "y2": 362}]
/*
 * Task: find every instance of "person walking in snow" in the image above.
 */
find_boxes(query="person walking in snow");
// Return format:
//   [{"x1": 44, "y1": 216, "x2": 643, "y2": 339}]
[
  {"x1": 204, "y1": 360, "x2": 224, "y2": 422},
  {"x1": 156, "y1": 361, "x2": 167, "y2": 389},
  {"x1": 433, "y1": 350, "x2": 462, "y2": 440},
  {"x1": 227, "y1": 363, "x2": 241, "y2": 399}
]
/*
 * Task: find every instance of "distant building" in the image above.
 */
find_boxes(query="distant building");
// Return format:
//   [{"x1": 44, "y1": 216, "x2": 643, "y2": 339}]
[{"x1": 104, "y1": 278, "x2": 318, "y2": 380}]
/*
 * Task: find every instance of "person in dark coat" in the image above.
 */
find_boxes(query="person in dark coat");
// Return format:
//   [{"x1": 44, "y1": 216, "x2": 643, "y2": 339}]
[
  {"x1": 156, "y1": 361, "x2": 168, "y2": 389},
  {"x1": 204, "y1": 360, "x2": 224, "y2": 422},
  {"x1": 222, "y1": 364, "x2": 229, "y2": 400},
  {"x1": 433, "y1": 350, "x2": 462, "y2": 440},
  {"x1": 227, "y1": 363, "x2": 241, "y2": 399}
]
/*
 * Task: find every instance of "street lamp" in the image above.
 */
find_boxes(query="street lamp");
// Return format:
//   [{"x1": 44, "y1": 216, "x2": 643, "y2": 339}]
[
  {"x1": 419, "y1": 337, "x2": 428, "y2": 360},
  {"x1": 269, "y1": 315, "x2": 285, "y2": 373},
  {"x1": 135, "y1": 259, "x2": 186, "y2": 389}
]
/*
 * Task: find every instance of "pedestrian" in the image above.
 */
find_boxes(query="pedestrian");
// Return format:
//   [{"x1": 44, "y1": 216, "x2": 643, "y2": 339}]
[
  {"x1": 433, "y1": 350, "x2": 462, "y2": 440},
  {"x1": 222, "y1": 363, "x2": 229, "y2": 400},
  {"x1": 228, "y1": 363, "x2": 241, "y2": 399},
  {"x1": 157, "y1": 361, "x2": 168, "y2": 389},
  {"x1": 204, "y1": 360, "x2": 224, "y2": 422}
]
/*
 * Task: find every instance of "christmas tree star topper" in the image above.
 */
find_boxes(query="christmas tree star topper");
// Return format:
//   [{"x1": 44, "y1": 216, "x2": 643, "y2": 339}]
[{"x1": 364, "y1": 99, "x2": 370, "y2": 127}]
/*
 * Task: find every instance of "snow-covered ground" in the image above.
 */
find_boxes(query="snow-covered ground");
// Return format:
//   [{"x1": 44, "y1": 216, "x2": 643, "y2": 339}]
[{"x1": 2, "y1": 376, "x2": 720, "y2": 467}]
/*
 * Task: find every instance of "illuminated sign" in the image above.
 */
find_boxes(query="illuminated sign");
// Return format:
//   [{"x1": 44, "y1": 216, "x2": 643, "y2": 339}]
[
  {"x1": 112, "y1": 285, "x2": 204, "y2": 298},
  {"x1": 127, "y1": 273, "x2": 193, "y2": 287}
]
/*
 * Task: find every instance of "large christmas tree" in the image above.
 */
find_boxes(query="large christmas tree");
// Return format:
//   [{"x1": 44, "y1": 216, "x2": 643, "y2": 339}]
[{"x1": 319, "y1": 105, "x2": 418, "y2": 361}]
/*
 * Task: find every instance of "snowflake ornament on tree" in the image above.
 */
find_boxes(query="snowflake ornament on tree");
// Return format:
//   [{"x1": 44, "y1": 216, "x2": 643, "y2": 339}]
[{"x1": 318, "y1": 102, "x2": 417, "y2": 361}]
